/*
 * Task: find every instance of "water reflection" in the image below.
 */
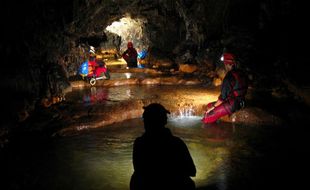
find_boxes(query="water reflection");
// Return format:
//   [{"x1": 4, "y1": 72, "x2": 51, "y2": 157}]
[
  {"x1": 82, "y1": 87, "x2": 109, "y2": 106},
  {"x1": 67, "y1": 85, "x2": 220, "y2": 107},
  {"x1": 3, "y1": 117, "x2": 239, "y2": 190},
  {"x1": 68, "y1": 117, "x2": 234, "y2": 189},
  {"x1": 167, "y1": 117, "x2": 233, "y2": 188}
]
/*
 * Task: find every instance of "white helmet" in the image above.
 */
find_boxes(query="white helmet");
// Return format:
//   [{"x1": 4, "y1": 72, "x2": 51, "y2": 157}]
[{"x1": 89, "y1": 46, "x2": 95, "y2": 54}]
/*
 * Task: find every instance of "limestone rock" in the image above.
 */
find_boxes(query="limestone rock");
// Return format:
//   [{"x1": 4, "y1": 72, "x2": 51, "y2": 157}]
[
  {"x1": 221, "y1": 107, "x2": 283, "y2": 126},
  {"x1": 179, "y1": 64, "x2": 198, "y2": 73}
]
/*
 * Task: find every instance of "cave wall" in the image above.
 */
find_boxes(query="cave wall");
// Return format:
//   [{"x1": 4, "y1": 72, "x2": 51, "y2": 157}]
[
  {"x1": 61, "y1": 0, "x2": 289, "y2": 83},
  {"x1": 2, "y1": 0, "x2": 290, "y2": 125}
]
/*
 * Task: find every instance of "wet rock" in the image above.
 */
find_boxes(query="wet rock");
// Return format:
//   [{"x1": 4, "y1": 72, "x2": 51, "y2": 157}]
[
  {"x1": 216, "y1": 67, "x2": 226, "y2": 80},
  {"x1": 140, "y1": 78, "x2": 161, "y2": 85},
  {"x1": 179, "y1": 64, "x2": 198, "y2": 73},
  {"x1": 175, "y1": 49, "x2": 196, "y2": 65},
  {"x1": 152, "y1": 59, "x2": 175, "y2": 70},
  {"x1": 40, "y1": 96, "x2": 65, "y2": 108},
  {"x1": 98, "y1": 78, "x2": 140, "y2": 86},
  {"x1": 54, "y1": 100, "x2": 145, "y2": 136},
  {"x1": 212, "y1": 77, "x2": 222, "y2": 87},
  {"x1": 283, "y1": 80, "x2": 310, "y2": 106},
  {"x1": 108, "y1": 68, "x2": 162, "y2": 75},
  {"x1": 70, "y1": 77, "x2": 202, "y2": 88},
  {"x1": 52, "y1": 86, "x2": 220, "y2": 136},
  {"x1": 221, "y1": 107, "x2": 283, "y2": 126},
  {"x1": 63, "y1": 85, "x2": 73, "y2": 94},
  {"x1": 183, "y1": 79, "x2": 201, "y2": 85},
  {"x1": 160, "y1": 77, "x2": 180, "y2": 85},
  {"x1": 69, "y1": 80, "x2": 88, "y2": 88}
]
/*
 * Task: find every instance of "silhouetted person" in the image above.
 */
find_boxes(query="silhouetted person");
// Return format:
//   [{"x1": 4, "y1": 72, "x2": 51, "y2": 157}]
[{"x1": 130, "y1": 103, "x2": 196, "y2": 190}]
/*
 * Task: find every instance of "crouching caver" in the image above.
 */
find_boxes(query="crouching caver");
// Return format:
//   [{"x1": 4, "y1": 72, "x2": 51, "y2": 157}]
[{"x1": 202, "y1": 53, "x2": 248, "y2": 124}]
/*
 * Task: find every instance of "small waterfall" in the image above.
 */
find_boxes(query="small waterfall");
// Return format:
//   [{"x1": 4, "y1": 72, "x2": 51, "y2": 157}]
[
  {"x1": 169, "y1": 106, "x2": 201, "y2": 128},
  {"x1": 177, "y1": 106, "x2": 195, "y2": 118},
  {"x1": 179, "y1": 107, "x2": 194, "y2": 117}
]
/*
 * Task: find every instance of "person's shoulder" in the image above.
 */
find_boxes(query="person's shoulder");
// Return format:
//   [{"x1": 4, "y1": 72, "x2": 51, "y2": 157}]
[
  {"x1": 133, "y1": 136, "x2": 143, "y2": 148},
  {"x1": 134, "y1": 135, "x2": 144, "y2": 142},
  {"x1": 171, "y1": 135, "x2": 187, "y2": 146}
]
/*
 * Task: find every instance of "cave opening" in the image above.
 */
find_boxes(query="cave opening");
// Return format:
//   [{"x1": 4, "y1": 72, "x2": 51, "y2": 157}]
[
  {"x1": 75, "y1": 16, "x2": 151, "y2": 70},
  {"x1": 105, "y1": 16, "x2": 149, "y2": 54}
]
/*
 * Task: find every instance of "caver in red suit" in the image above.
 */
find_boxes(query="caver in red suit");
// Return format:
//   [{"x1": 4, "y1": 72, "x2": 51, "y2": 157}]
[
  {"x1": 87, "y1": 54, "x2": 97, "y2": 77},
  {"x1": 202, "y1": 53, "x2": 248, "y2": 124},
  {"x1": 87, "y1": 55, "x2": 108, "y2": 77}
]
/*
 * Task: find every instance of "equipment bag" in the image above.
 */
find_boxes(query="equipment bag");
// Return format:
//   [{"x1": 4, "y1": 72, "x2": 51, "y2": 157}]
[{"x1": 79, "y1": 61, "x2": 89, "y2": 76}]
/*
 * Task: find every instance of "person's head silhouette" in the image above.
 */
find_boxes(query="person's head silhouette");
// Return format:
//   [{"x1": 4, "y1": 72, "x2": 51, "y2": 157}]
[
  {"x1": 142, "y1": 103, "x2": 170, "y2": 132},
  {"x1": 131, "y1": 103, "x2": 196, "y2": 190}
]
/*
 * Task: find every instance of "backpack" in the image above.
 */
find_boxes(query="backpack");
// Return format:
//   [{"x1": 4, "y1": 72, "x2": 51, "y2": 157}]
[
  {"x1": 231, "y1": 70, "x2": 248, "y2": 98},
  {"x1": 79, "y1": 61, "x2": 89, "y2": 76},
  {"x1": 138, "y1": 49, "x2": 147, "y2": 59}
]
